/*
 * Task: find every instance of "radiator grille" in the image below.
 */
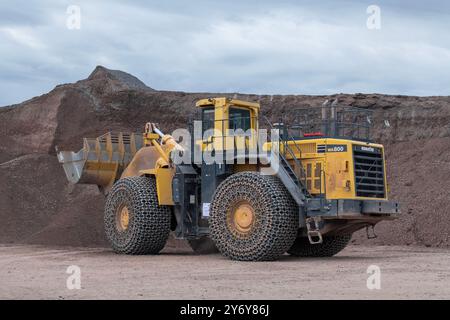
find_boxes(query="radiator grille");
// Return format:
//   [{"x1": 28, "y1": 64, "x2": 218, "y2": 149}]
[{"x1": 353, "y1": 145, "x2": 385, "y2": 198}]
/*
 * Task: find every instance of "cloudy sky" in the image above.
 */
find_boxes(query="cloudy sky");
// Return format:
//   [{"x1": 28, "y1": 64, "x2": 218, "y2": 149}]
[{"x1": 1, "y1": 0, "x2": 450, "y2": 106}]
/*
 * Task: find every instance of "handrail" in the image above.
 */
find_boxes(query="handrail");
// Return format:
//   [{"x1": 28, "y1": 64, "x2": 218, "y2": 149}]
[
  {"x1": 283, "y1": 104, "x2": 373, "y2": 141},
  {"x1": 262, "y1": 116, "x2": 309, "y2": 196},
  {"x1": 281, "y1": 139, "x2": 309, "y2": 194}
]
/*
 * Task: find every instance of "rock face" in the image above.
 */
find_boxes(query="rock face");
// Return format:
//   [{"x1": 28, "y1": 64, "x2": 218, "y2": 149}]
[{"x1": 0, "y1": 65, "x2": 449, "y2": 248}]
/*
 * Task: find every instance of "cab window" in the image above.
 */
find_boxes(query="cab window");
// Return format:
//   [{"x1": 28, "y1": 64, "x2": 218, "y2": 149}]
[
  {"x1": 229, "y1": 108, "x2": 251, "y2": 131},
  {"x1": 202, "y1": 108, "x2": 214, "y2": 134}
]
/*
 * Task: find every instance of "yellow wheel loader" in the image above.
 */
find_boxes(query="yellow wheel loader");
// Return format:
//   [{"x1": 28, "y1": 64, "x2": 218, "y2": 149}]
[{"x1": 57, "y1": 97, "x2": 399, "y2": 261}]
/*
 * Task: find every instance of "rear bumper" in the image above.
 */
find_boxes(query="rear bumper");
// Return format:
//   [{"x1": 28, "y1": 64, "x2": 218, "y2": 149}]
[
  {"x1": 302, "y1": 199, "x2": 400, "y2": 236},
  {"x1": 306, "y1": 199, "x2": 400, "y2": 218},
  {"x1": 361, "y1": 200, "x2": 400, "y2": 215}
]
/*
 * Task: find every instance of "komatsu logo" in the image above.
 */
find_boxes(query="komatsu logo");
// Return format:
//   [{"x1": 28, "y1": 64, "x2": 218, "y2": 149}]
[{"x1": 361, "y1": 146, "x2": 375, "y2": 152}]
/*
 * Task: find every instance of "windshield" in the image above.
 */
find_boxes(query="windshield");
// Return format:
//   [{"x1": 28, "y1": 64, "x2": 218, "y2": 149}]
[{"x1": 229, "y1": 107, "x2": 251, "y2": 131}]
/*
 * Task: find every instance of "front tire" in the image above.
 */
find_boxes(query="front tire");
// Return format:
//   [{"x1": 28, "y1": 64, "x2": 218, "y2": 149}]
[
  {"x1": 209, "y1": 172, "x2": 298, "y2": 261},
  {"x1": 104, "y1": 176, "x2": 171, "y2": 254},
  {"x1": 288, "y1": 234, "x2": 352, "y2": 257}
]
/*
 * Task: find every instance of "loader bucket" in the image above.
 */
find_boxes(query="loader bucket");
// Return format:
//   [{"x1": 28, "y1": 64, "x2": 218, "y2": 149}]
[{"x1": 57, "y1": 132, "x2": 144, "y2": 191}]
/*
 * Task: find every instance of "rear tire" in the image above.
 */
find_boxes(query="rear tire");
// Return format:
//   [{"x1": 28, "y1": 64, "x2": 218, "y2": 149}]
[
  {"x1": 209, "y1": 172, "x2": 298, "y2": 261},
  {"x1": 288, "y1": 234, "x2": 352, "y2": 257},
  {"x1": 104, "y1": 176, "x2": 171, "y2": 254}
]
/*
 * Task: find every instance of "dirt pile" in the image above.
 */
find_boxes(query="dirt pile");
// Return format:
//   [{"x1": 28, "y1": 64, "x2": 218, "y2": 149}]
[
  {"x1": 0, "y1": 65, "x2": 449, "y2": 248},
  {"x1": 0, "y1": 153, "x2": 106, "y2": 246},
  {"x1": 352, "y1": 137, "x2": 450, "y2": 246}
]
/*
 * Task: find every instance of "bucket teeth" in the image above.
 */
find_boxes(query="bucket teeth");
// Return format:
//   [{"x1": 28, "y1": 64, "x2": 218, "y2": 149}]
[{"x1": 56, "y1": 132, "x2": 143, "y2": 187}]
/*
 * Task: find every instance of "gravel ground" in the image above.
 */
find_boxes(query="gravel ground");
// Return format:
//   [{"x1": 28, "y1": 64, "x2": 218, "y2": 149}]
[{"x1": 0, "y1": 244, "x2": 449, "y2": 300}]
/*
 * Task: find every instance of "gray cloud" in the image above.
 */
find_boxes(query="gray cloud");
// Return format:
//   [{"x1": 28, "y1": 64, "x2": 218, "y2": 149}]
[{"x1": 0, "y1": 0, "x2": 449, "y2": 106}]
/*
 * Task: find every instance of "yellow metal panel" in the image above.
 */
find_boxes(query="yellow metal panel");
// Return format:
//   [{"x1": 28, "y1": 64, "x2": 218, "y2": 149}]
[
  {"x1": 322, "y1": 140, "x2": 354, "y2": 199},
  {"x1": 196, "y1": 97, "x2": 260, "y2": 110},
  {"x1": 138, "y1": 169, "x2": 157, "y2": 175},
  {"x1": 121, "y1": 146, "x2": 160, "y2": 179},
  {"x1": 229, "y1": 99, "x2": 260, "y2": 110},
  {"x1": 301, "y1": 159, "x2": 325, "y2": 195},
  {"x1": 138, "y1": 167, "x2": 174, "y2": 205},
  {"x1": 155, "y1": 168, "x2": 175, "y2": 205},
  {"x1": 299, "y1": 142, "x2": 316, "y2": 154},
  {"x1": 266, "y1": 138, "x2": 387, "y2": 200},
  {"x1": 83, "y1": 161, "x2": 118, "y2": 189}
]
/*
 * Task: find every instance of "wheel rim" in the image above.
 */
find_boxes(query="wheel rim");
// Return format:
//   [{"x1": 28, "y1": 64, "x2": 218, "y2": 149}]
[
  {"x1": 227, "y1": 201, "x2": 255, "y2": 236},
  {"x1": 116, "y1": 205, "x2": 130, "y2": 231}
]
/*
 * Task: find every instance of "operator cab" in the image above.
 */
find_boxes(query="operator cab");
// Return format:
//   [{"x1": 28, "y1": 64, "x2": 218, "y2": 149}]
[{"x1": 195, "y1": 97, "x2": 260, "y2": 153}]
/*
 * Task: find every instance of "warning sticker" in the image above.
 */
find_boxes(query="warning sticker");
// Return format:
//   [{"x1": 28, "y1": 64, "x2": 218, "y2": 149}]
[{"x1": 202, "y1": 203, "x2": 210, "y2": 217}]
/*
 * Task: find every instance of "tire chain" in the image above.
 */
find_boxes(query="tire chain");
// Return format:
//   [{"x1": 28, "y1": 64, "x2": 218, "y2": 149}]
[
  {"x1": 209, "y1": 171, "x2": 298, "y2": 261},
  {"x1": 104, "y1": 176, "x2": 171, "y2": 254},
  {"x1": 288, "y1": 234, "x2": 352, "y2": 257}
]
